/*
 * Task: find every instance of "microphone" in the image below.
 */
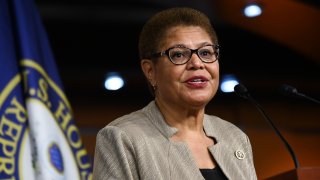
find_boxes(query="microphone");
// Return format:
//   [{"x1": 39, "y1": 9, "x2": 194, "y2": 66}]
[
  {"x1": 234, "y1": 83, "x2": 300, "y2": 169},
  {"x1": 279, "y1": 84, "x2": 320, "y2": 105}
]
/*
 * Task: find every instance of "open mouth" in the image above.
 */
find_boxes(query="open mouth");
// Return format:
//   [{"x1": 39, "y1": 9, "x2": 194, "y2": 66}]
[{"x1": 189, "y1": 78, "x2": 207, "y2": 83}]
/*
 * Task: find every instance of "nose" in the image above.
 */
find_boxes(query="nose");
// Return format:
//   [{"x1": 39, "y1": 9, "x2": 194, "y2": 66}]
[{"x1": 186, "y1": 53, "x2": 204, "y2": 70}]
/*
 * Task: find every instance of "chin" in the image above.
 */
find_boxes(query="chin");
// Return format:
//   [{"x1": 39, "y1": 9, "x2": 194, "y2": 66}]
[{"x1": 186, "y1": 97, "x2": 210, "y2": 107}]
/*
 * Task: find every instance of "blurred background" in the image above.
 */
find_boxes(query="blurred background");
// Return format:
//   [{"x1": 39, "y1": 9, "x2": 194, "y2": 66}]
[{"x1": 35, "y1": 0, "x2": 319, "y2": 179}]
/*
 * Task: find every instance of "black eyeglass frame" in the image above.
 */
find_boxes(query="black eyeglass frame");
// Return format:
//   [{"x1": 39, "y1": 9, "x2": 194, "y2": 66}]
[{"x1": 150, "y1": 44, "x2": 220, "y2": 65}]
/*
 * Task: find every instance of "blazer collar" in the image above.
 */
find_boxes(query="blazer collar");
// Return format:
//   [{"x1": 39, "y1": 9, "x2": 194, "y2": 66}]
[
  {"x1": 142, "y1": 101, "x2": 178, "y2": 138},
  {"x1": 142, "y1": 101, "x2": 221, "y2": 142}
]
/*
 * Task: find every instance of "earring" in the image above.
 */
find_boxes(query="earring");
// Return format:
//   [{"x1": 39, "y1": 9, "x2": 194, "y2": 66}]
[
  {"x1": 148, "y1": 75, "x2": 157, "y2": 91},
  {"x1": 152, "y1": 84, "x2": 157, "y2": 91}
]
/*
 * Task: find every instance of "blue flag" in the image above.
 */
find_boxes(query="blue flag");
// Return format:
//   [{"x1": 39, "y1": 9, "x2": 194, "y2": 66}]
[{"x1": 0, "y1": 0, "x2": 93, "y2": 179}]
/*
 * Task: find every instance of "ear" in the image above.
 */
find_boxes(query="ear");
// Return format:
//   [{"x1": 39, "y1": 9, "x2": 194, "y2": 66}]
[{"x1": 140, "y1": 59, "x2": 155, "y2": 85}]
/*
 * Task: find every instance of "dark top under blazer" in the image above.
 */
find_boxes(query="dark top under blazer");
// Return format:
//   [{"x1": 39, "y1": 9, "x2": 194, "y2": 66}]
[{"x1": 93, "y1": 101, "x2": 257, "y2": 180}]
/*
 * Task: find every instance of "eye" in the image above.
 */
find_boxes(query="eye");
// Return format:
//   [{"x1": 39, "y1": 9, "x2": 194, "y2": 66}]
[
  {"x1": 169, "y1": 49, "x2": 188, "y2": 60},
  {"x1": 172, "y1": 52, "x2": 183, "y2": 59},
  {"x1": 199, "y1": 49, "x2": 214, "y2": 58}
]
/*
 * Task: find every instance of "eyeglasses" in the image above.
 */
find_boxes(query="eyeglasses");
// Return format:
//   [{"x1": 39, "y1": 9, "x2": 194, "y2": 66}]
[{"x1": 151, "y1": 44, "x2": 220, "y2": 65}]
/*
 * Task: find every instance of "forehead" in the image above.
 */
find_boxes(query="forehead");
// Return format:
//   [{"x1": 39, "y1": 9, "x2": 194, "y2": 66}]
[{"x1": 160, "y1": 26, "x2": 213, "y2": 48}]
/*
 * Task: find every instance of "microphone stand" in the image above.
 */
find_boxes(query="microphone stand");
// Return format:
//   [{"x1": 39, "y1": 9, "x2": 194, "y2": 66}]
[
  {"x1": 246, "y1": 94, "x2": 300, "y2": 169},
  {"x1": 234, "y1": 84, "x2": 300, "y2": 169},
  {"x1": 295, "y1": 92, "x2": 320, "y2": 105}
]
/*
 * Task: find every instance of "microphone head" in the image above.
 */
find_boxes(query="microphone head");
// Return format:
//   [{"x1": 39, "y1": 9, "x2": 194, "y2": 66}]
[
  {"x1": 234, "y1": 83, "x2": 250, "y2": 99},
  {"x1": 279, "y1": 84, "x2": 298, "y2": 97}
]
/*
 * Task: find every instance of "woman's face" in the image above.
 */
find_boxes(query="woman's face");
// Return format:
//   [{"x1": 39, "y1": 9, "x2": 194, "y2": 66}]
[{"x1": 152, "y1": 26, "x2": 219, "y2": 108}]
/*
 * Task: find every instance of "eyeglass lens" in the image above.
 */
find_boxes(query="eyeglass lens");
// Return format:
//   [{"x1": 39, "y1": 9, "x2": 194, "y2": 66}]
[{"x1": 168, "y1": 46, "x2": 217, "y2": 64}]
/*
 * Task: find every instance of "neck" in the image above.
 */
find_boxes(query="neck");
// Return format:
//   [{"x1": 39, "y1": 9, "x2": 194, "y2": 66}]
[{"x1": 155, "y1": 98, "x2": 205, "y2": 132}]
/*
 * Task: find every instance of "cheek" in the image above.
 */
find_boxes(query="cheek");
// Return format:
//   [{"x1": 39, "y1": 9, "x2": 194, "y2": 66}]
[
  {"x1": 209, "y1": 63, "x2": 219, "y2": 79},
  {"x1": 158, "y1": 65, "x2": 184, "y2": 83},
  {"x1": 155, "y1": 65, "x2": 176, "y2": 87}
]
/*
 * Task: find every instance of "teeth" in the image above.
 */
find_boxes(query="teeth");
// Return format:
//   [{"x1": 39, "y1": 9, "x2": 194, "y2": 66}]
[{"x1": 191, "y1": 79, "x2": 203, "y2": 82}]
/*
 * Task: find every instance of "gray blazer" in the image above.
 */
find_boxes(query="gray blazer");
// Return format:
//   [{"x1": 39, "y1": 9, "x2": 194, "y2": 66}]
[{"x1": 93, "y1": 101, "x2": 257, "y2": 180}]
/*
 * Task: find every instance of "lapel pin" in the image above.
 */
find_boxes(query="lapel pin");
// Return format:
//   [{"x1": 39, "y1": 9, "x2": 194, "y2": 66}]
[{"x1": 235, "y1": 150, "x2": 245, "y2": 160}]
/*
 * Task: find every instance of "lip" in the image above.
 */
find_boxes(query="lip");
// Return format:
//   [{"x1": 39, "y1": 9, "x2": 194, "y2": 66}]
[{"x1": 184, "y1": 76, "x2": 209, "y2": 88}]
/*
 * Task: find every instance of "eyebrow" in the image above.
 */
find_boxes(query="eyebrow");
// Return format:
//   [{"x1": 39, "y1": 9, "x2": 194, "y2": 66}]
[
  {"x1": 169, "y1": 44, "x2": 187, "y2": 49},
  {"x1": 169, "y1": 42, "x2": 213, "y2": 49}
]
